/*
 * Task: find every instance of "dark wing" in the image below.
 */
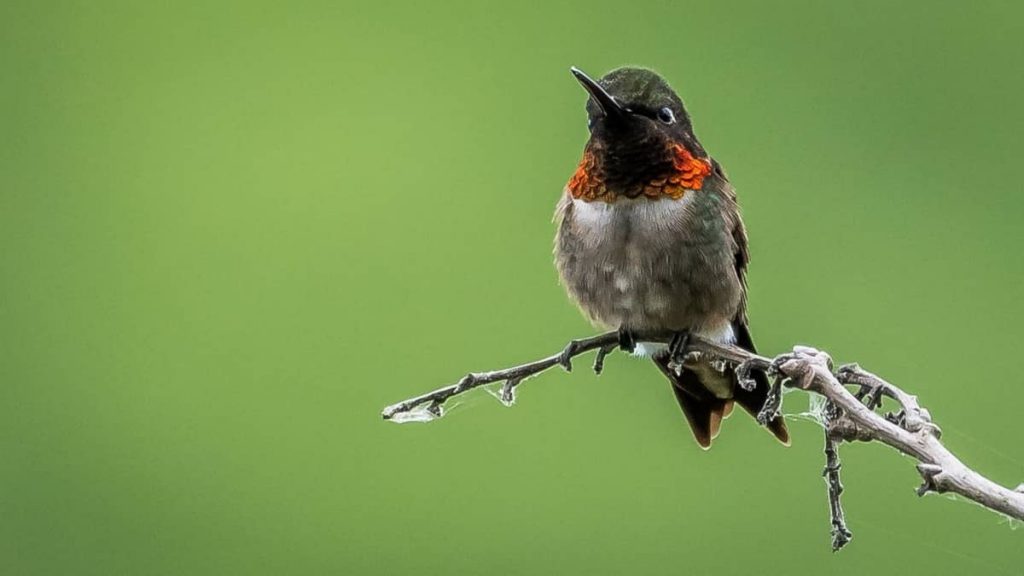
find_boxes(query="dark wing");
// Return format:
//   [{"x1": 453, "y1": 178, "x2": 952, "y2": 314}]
[{"x1": 716, "y1": 160, "x2": 790, "y2": 444}]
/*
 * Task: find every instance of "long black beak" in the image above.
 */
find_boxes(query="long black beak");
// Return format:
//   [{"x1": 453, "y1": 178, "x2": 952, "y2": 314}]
[{"x1": 570, "y1": 66, "x2": 627, "y2": 121}]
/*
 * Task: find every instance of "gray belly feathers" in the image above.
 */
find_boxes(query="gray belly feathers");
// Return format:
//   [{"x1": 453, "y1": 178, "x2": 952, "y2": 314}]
[{"x1": 555, "y1": 191, "x2": 741, "y2": 339}]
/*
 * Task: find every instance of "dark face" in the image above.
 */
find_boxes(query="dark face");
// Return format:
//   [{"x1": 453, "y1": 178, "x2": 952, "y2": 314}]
[{"x1": 573, "y1": 67, "x2": 706, "y2": 189}]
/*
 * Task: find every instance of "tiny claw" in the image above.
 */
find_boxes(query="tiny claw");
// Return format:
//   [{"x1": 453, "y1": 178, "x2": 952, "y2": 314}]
[
  {"x1": 668, "y1": 331, "x2": 690, "y2": 364},
  {"x1": 617, "y1": 328, "x2": 636, "y2": 353}
]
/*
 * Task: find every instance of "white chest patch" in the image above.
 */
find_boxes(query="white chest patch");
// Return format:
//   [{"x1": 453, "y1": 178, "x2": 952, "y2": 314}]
[
  {"x1": 570, "y1": 195, "x2": 695, "y2": 232},
  {"x1": 570, "y1": 198, "x2": 615, "y2": 227}
]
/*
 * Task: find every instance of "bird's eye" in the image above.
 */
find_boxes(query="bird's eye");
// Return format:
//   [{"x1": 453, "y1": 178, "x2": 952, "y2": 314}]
[{"x1": 657, "y1": 107, "x2": 676, "y2": 124}]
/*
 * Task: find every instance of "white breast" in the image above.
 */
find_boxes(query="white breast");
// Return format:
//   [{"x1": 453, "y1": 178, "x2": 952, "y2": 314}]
[{"x1": 570, "y1": 194, "x2": 696, "y2": 235}]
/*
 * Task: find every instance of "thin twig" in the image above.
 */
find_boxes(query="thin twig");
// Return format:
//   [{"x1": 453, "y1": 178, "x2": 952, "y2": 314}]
[
  {"x1": 380, "y1": 330, "x2": 673, "y2": 420},
  {"x1": 381, "y1": 332, "x2": 1024, "y2": 547},
  {"x1": 822, "y1": 399, "x2": 853, "y2": 551}
]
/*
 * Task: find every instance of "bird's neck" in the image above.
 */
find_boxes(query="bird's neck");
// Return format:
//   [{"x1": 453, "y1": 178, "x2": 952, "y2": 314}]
[{"x1": 568, "y1": 142, "x2": 712, "y2": 203}]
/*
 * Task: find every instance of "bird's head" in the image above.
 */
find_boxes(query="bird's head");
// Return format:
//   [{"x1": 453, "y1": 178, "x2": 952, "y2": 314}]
[{"x1": 568, "y1": 66, "x2": 712, "y2": 202}]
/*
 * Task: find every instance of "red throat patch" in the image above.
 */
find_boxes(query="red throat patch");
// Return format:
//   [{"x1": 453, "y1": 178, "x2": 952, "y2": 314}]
[{"x1": 567, "y1": 144, "x2": 712, "y2": 202}]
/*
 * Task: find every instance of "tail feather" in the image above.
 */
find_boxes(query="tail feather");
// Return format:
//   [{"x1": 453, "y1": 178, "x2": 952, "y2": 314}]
[
  {"x1": 652, "y1": 322, "x2": 790, "y2": 448},
  {"x1": 652, "y1": 353, "x2": 728, "y2": 449}
]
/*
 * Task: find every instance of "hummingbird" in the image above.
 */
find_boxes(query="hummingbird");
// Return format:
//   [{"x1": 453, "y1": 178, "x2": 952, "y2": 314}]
[{"x1": 554, "y1": 66, "x2": 789, "y2": 449}]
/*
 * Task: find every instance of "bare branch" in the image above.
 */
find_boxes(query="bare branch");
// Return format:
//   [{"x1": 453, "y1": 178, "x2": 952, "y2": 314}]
[
  {"x1": 380, "y1": 330, "x2": 676, "y2": 420},
  {"x1": 821, "y1": 399, "x2": 853, "y2": 551},
  {"x1": 381, "y1": 332, "x2": 1024, "y2": 548}
]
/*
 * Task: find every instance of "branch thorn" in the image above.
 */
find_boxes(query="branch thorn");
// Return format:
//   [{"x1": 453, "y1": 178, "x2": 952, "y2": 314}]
[
  {"x1": 593, "y1": 344, "x2": 616, "y2": 375},
  {"x1": 757, "y1": 375, "x2": 784, "y2": 426},
  {"x1": 558, "y1": 340, "x2": 580, "y2": 372},
  {"x1": 735, "y1": 360, "x2": 757, "y2": 392},
  {"x1": 916, "y1": 463, "x2": 944, "y2": 496},
  {"x1": 499, "y1": 378, "x2": 520, "y2": 406}
]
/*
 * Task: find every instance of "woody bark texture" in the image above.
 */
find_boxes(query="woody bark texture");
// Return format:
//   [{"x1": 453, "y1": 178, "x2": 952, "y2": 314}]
[{"x1": 380, "y1": 331, "x2": 1024, "y2": 550}]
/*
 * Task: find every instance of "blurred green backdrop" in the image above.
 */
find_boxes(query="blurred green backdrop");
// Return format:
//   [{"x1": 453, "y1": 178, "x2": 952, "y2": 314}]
[{"x1": 3, "y1": 1, "x2": 1024, "y2": 574}]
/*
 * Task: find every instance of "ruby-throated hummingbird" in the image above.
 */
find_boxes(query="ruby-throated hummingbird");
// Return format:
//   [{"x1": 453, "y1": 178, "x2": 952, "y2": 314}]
[{"x1": 555, "y1": 66, "x2": 789, "y2": 448}]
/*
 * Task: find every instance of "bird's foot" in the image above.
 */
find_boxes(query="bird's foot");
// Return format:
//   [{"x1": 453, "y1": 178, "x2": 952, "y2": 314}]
[
  {"x1": 617, "y1": 327, "x2": 636, "y2": 353},
  {"x1": 668, "y1": 330, "x2": 691, "y2": 365}
]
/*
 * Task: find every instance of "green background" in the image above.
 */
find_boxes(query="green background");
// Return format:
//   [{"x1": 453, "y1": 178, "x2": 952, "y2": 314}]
[{"x1": 3, "y1": 1, "x2": 1023, "y2": 574}]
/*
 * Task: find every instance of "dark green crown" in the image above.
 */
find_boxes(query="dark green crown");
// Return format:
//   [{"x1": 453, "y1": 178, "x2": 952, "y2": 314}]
[{"x1": 588, "y1": 67, "x2": 692, "y2": 128}]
